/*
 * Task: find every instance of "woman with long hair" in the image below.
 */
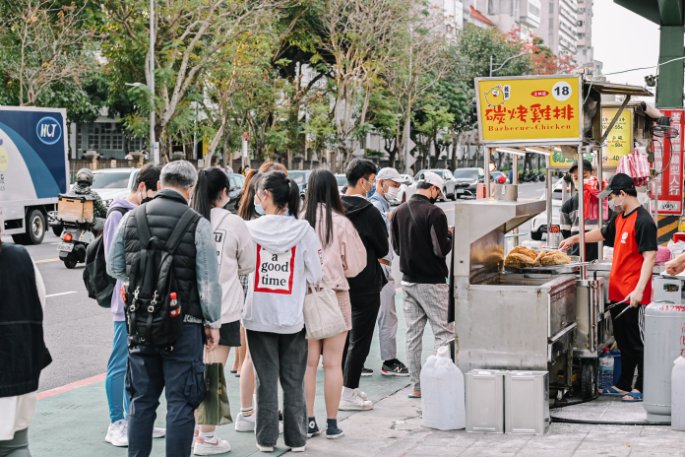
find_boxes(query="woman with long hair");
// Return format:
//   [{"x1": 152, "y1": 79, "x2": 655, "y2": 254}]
[
  {"x1": 302, "y1": 169, "x2": 366, "y2": 439},
  {"x1": 191, "y1": 168, "x2": 255, "y2": 455},
  {"x1": 243, "y1": 171, "x2": 322, "y2": 453},
  {"x1": 234, "y1": 161, "x2": 289, "y2": 435}
]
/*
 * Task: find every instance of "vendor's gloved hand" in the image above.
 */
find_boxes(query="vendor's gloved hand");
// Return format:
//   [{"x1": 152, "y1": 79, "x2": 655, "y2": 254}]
[{"x1": 665, "y1": 256, "x2": 685, "y2": 276}]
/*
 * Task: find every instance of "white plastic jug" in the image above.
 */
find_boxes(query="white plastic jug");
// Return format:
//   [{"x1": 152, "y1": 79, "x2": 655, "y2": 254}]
[
  {"x1": 420, "y1": 345, "x2": 465, "y2": 430},
  {"x1": 672, "y1": 356, "x2": 685, "y2": 431}
]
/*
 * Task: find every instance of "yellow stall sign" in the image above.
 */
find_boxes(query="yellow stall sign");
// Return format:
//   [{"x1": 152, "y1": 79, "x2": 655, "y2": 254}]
[
  {"x1": 601, "y1": 107, "x2": 632, "y2": 169},
  {"x1": 475, "y1": 75, "x2": 582, "y2": 144}
]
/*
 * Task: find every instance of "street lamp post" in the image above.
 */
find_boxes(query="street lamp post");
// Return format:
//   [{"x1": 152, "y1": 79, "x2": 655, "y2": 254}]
[{"x1": 149, "y1": 0, "x2": 158, "y2": 165}]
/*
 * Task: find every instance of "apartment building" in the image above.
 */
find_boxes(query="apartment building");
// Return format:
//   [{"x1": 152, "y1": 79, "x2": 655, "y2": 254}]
[{"x1": 538, "y1": 0, "x2": 579, "y2": 56}]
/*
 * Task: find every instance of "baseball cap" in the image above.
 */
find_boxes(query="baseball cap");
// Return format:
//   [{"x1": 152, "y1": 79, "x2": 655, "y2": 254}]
[
  {"x1": 569, "y1": 160, "x2": 593, "y2": 174},
  {"x1": 376, "y1": 167, "x2": 403, "y2": 183},
  {"x1": 598, "y1": 173, "x2": 636, "y2": 199},
  {"x1": 419, "y1": 171, "x2": 445, "y2": 197}
]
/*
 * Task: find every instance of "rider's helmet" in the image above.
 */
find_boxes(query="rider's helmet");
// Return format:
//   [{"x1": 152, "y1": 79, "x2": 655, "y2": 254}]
[{"x1": 75, "y1": 168, "x2": 94, "y2": 187}]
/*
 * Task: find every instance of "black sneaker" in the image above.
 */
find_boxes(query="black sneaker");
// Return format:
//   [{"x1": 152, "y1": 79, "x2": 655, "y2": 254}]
[
  {"x1": 361, "y1": 367, "x2": 373, "y2": 377},
  {"x1": 381, "y1": 359, "x2": 410, "y2": 377},
  {"x1": 325, "y1": 426, "x2": 344, "y2": 439},
  {"x1": 307, "y1": 418, "x2": 320, "y2": 438}
]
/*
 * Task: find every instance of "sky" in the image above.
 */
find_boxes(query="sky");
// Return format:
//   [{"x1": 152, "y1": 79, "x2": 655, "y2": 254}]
[{"x1": 592, "y1": 1, "x2": 660, "y2": 87}]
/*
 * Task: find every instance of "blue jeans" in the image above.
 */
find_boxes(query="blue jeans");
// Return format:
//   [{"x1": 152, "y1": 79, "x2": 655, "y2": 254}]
[
  {"x1": 126, "y1": 324, "x2": 205, "y2": 457},
  {"x1": 106, "y1": 321, "x2": 130, "y2": 423}
]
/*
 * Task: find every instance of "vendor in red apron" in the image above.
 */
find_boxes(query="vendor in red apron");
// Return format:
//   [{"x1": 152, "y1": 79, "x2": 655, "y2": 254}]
[{"x1": 559, "y1": 173, "x2": 657, "y2": 402}]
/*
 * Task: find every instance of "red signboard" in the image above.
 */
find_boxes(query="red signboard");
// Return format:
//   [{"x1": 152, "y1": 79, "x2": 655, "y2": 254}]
[{"x1": 653, "y1": 109, "x2": 685, "y2": 215}]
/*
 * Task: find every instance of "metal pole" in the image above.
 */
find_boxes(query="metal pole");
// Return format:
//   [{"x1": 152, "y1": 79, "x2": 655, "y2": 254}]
[
  {"x1": 596, "y1": 147, "x2": 604, "y2": 260},
  {"x1": 546, "y1": 157, "x2": 553, "y2": 246},
  {"x1": 149, "y1": 0, "x2": 158, "y2": 165},
  {"x1": 484, "y1": 147, "x2": 491, "y2": 198},
  {"x1": 578, "y1": 145, "x2": 586, "y2": 280},
  {"x1": 489, "y1": 56, "x2": 493, "y2": 77}
]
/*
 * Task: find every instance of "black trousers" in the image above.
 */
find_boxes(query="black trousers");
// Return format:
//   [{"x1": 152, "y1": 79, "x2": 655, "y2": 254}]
[
  {"x1": 610, "y1": 303, "x2": 644, "y2": 392},
  {"x1": 343, "y1": 292, "x2": 382, "y2": 389}
]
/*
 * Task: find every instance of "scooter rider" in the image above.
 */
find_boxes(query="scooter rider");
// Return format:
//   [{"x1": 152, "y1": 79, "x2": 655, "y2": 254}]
[{"x1": 70, "y1": 168, "x2": 107, "y2": 219}]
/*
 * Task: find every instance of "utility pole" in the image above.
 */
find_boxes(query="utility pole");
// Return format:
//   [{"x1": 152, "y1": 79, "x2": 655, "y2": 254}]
[{"x1": 149, "y1": 0, "x2": 158, "y2": 165}]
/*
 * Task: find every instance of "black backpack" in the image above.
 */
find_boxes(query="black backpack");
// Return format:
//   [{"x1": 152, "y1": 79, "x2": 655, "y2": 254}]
[
  {"x1": 83, "y1": 206, "x2": 129, "y2": 308},
  {"x1": 125, "y1": 207, "x2": 200, "y2": 350}
]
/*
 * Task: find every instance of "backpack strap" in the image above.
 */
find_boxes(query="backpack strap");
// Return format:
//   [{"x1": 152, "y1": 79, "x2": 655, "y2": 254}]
[
  {"x1": 135, "y1": 207, "x2": 152, "y2": 247},
  {"x1": 106, "y1": 206, "x2": 129, "y2": 218},
  {"x1": 165, "y1": 209, "x2": 201, "y2": 253}
]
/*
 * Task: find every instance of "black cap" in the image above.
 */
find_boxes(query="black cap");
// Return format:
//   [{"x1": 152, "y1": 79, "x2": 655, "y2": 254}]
[
  {"x1": 598, "y1": 173, "x2": 636, "y2": 199},
  {"x1": 569, "y1": 160, "x2": 593, "y2": 174}
]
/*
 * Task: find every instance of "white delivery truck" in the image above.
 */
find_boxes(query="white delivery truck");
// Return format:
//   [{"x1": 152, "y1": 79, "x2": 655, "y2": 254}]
[{"x1": 0, "y1": 106, "x2": 68, "y2": 244}]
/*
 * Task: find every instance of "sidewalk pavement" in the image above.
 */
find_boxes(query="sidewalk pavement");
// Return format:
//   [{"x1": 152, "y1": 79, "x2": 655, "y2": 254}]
[{"x1": 28, "y1": 289, "x2": 685, "y2": 457}]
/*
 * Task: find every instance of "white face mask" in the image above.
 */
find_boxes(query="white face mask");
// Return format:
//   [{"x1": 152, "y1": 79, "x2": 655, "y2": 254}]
[{"x1": 385, "y1": 185, "x2": 400, "y2": 201}]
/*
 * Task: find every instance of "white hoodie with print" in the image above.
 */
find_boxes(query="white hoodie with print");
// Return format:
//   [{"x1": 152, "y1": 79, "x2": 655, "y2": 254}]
[{"x1": 243, "y1": 215, "x2": 323, "y2": 334}]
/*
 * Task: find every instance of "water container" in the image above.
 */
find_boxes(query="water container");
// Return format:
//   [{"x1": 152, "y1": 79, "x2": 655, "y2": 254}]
[
  {"x1": 644, "y1": 302, "x2": 685, "y2": 422},
  {"x1": 598, "y1": 348, "x2": 614, "y2": 392},
  {"x1": 421, "y1": 346, "x2": 465, "y2": 430},
  {"x1": 672, "y1": 356, "x2": 685, "y2": 431}
]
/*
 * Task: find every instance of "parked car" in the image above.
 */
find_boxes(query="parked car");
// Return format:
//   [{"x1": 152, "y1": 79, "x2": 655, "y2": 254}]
[
  {"x1": 451, "y1": 167, "x2": 485, "y2": 198},
  {"x1": 530, "y1": 178, "x2": 564, "y2": 241},
  {"x1": 225, "y1": 172, "x2": 246, "y2": 213},
  {"x1": 412, "y1": 169, "x2": 457, "y2": 201},
  {"x1": 288, "y1": 169, "x2": 312, "y2": 195},
  {"x1": 335, "y1": 173, "x2": 347, "y2": 194},
  {"x1": 92, "y1": 168, "x2": 139, "y2": 209}
]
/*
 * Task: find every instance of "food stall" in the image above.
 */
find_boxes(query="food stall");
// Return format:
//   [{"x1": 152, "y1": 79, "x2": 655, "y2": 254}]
[{"x1": 454, "y1": 75, "x2": 654, "y2": 400}]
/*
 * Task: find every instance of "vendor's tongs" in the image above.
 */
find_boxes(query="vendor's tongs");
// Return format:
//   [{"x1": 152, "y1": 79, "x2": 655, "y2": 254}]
[
  {"x1": 608, "y1": 297, "x2": 632, "y2": 320},
  {"x1": 525, "y1": 259, "x2": 598, "y2": 270}
]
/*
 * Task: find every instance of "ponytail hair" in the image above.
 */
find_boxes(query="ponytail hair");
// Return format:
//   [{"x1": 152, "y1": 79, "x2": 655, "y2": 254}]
[
  {"x1": 258, "y1": 171, "x2": 301, "y2": 218},
  {"x1": 191, "y1": 168, "x2": 230, "y2": 220}
]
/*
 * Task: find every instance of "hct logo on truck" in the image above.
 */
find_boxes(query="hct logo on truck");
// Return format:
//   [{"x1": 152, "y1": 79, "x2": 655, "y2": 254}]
[{"x1": 36, "y1": 116, "x2": 62, "y2": 145}]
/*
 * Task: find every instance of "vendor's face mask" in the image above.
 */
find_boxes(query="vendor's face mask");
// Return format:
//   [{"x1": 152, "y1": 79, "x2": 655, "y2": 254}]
[{"x1": 609, "y1": 192, "x2": 624, "y2": 213}]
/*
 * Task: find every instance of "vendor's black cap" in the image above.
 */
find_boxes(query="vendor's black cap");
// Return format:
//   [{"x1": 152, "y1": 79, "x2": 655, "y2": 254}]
[
  {"x1": 598, "y1": 173, "x2": 636, "y2": 199},
  {"x1": 569, "y1": 160, "x2": 593, "y2": 174}
]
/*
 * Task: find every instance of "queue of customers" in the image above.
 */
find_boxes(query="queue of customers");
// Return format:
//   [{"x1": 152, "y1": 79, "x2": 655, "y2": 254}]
[{"x1": 0, "y1": 157, "x2": 455, "y2": 457}]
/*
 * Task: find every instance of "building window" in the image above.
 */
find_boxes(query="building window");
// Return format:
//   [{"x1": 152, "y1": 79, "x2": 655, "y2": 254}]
[{"x1": 529, "y1": 4, "x2": 540, "y2": 16}]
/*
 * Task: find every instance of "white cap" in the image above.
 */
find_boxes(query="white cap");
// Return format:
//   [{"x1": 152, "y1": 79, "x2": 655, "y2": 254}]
[
  {"x1": 375, "y1": 167, "x2": 403, "y2": 183},
  {"x1": 419, "y1": 171, "x2": 445, "y2": 197}
]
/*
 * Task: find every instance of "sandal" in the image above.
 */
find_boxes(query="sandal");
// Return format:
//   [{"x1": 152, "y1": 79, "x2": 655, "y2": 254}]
[
  {"x1": 601, "y1": 386, "x2": 628, "y2": 397},
  {"x1": 621, "y1": 391, "x2": 643, "y2": 402}
]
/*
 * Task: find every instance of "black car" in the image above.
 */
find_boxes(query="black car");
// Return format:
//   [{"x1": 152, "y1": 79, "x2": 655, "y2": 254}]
[{"x1": 225, "y1": 172, "x2": 246, "y2": 213}]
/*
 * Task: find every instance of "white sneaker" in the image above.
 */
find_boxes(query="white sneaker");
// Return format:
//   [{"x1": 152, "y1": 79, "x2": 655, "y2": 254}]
[
  {"x1": 153, "y1": 427, "x2": 166, "y2": 439},
  {"x1": 105, "y1": 420, "x2": 128, "y2": 447},
  {"x1": 235, "y1": 412, "x2": 256, "y2": 432},
  {"x1": 256, "y1": 443, "x2": 274, "y2": 452},
  {"x1": 193, "y1": 437, "x2": 231, "y2": 455},
  {"x1": 339, "y1": 389, "x2": 373, "y2": 411},
  {"x1": 288, "y1": 446, "x2": 305, "y2": 452}
]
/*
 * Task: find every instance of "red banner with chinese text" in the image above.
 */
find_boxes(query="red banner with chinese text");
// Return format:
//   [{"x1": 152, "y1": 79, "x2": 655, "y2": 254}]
[{"x1": 653, "y1": 109, "x2": 684, "y2": 215}]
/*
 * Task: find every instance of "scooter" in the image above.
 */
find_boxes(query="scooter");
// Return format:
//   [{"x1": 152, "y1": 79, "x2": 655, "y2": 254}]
[{"x1": 56, "y1": 194, "x2": 97, "y2": 269}]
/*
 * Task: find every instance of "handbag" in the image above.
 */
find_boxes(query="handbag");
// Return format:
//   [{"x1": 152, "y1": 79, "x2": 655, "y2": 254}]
[
  {"x1": 196, "y1": 349, "x2": 232, "y2": 426},
  {"x1": 303, "y1": 284, "x2": 347, "y2": 340}
]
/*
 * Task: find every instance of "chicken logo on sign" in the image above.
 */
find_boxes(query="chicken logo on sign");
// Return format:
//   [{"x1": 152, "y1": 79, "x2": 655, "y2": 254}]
[{"x1": 484, "y1": 85, "x2": 506, "y2": 107}]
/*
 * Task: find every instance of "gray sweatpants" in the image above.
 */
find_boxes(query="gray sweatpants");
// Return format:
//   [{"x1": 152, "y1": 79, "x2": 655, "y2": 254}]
[
  {"x1": 377, "y1": 265, "x2": 398, "y2": 362},
  {"x1": 403, "y1": 283, "x2": 454, "y2": 390},
  {"x1": 247, "y1": 329, "x2": 308, "y2": 449}
]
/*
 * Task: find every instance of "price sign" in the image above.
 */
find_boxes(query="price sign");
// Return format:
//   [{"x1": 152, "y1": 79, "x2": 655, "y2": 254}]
[{"x1": 601, "y1": 107, "x2": 632, "y2": 169}]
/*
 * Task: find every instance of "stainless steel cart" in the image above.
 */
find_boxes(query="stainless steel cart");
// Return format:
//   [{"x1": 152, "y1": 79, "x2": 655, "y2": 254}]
[{"x1": 453, "y1": 199, "x2": 578, "y2": 398}]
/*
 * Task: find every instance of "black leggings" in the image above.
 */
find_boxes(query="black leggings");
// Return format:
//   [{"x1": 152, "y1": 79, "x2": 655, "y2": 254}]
[
  {"x1": 0, "y1": 428, "x2": 30, "y2": 457},
  {"x1": 610, "y1": 303, "x2": 644, "y2": 392},
  {"x1": 343, "y1": 293, "x2": 382, "y2": 389}
]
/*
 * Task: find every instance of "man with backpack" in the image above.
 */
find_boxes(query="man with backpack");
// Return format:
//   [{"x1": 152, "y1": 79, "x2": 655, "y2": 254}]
[
  {"x1": 107, "y1": 160, "x2": 222, "y2": 457},
  {"x1": 97, "y1": 164, "x2": 162, "y2": 447}
]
